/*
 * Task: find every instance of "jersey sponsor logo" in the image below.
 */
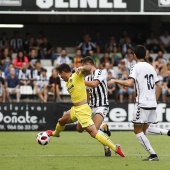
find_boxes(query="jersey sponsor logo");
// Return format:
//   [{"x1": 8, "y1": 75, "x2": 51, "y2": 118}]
[
  {"x1": 82, "y1": 121, "x2": 87, "y2": 125},
  {"x1": 36, "y1": 0, "x2": 127, "y2": 9},
  {"x1": 67, "y1": 84, "x2": 74, "y2": 93}
]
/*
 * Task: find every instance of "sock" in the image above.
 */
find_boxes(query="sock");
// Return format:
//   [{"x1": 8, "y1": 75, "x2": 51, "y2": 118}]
[
  {"x1": 95, "y1": 132, "x2": 116, "y2": 152},
  {"x1": 136, "y1": 132, "x2": 156, "y2": 155},
  {"x1": 146, "y1": 127, "x2": 168, "y2": 135},
  {"x1": 52, "y1": 123, "x2": 65, "y2": 136}
]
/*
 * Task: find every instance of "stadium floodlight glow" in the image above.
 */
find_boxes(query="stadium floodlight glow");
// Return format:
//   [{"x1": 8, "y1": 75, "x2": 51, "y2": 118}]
[{"x1": 0, "y1": 24, "x2": 24, "y2": 28}]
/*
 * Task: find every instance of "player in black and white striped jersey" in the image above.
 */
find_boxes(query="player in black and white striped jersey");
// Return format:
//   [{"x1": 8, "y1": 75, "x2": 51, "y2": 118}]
[{"x1": 76, "y1": 56, "x2": 112, "y2": 157}]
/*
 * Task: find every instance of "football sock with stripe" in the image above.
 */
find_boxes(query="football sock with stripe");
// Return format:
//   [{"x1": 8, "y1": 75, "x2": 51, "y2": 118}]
[
  {"x1": 52, "y1": 123, "x2": 66, "y2": 136},
  {"x1": 95, "y1": 132, "x2": 116, "y2": 151},
  {"x1": 136, "y1": 132, "x2": 156, "y2": 155}
]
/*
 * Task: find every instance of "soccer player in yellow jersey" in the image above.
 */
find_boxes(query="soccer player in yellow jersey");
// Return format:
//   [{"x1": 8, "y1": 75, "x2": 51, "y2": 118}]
[{"x1": 46, "y1": 63, "x2": 125, "y2": 157}]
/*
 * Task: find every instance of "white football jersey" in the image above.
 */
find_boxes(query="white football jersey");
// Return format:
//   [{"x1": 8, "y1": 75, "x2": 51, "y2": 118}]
[
  {"x1": 129, "y1": 62, "x2": 159, "y2": 109},
  {"x1": 85, "y1": 69, "x2": 109, "y2": 107}
]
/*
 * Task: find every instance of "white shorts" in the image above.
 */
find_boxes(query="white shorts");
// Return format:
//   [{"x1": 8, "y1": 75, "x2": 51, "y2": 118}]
[
  {"x1": 132, "y1": 104, "x2": 157, "y2": 124},
  {"x1": 7, "y1": 88, "x2": 20, "y2": 94},
  {"x1": 91, "y1": 106, "x2": 109, "y2": 118}
]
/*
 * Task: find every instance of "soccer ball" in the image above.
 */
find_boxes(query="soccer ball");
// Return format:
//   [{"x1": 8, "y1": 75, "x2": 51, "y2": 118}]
[{"x1": 36, "y1": 131, "x2": 50, "y2": 145}]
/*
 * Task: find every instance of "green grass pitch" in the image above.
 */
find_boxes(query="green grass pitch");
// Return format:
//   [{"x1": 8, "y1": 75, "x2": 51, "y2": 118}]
[{"x1": 0, "y1": 131, "x2": 170, "y2": 170}]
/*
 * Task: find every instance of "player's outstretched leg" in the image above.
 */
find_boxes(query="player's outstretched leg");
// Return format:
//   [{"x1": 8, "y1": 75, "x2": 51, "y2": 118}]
[
  {"x1": 86, "y1": 125, "x2": 125, "y2": 157},
  {"x1": 46, "y1": 122, "x2": 65, "y2": 137},
  {"x1": 46, "y1": 110, "x2": 72, "y2": 137},
  {"x1": 146, "y1": 127, "x2": 170, "y2": 136}
]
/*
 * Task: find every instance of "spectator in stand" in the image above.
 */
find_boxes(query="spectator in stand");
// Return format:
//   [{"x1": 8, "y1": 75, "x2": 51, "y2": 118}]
[
  {"x1": 49, "y1": 68, "x2": 62, "y2": 102},
  {"x1": 77, "y1": 33, "x2": 99, "y2": 57},
  {"x1": 156, "y1": 50, "x2": 167, "y2": 64},
  {"x1": 0, "y1": 72, "x2": 6, "y2": 102},
  {"x1": 162, "y1": 70, "x2": 170, "y2": 103},
  {"x1": 105, "y1": 35, "x2": 118, "y2": 53},
  {"x1": 122, "y1": 36, "x2": 132, "y2": 57},
  {"x1": 34, "y1": 68, "x2": 49, "y2": 103},
  {"x1": 122, "y1": 53, "x2": 136, "y2": 71},
  {"x1": 18, "y1": 62, "x2": 32, "y2": 86},
  {"x1": 102, "y1": 62, "x2": 116, "y2": 78},
  {"x1": 117, "y1": 61, "x2": 129, "y2": 79},
  {"x1": 28, "y1": 48, "x2": 40, "y2": 71},
  {"x1": 0, "y1": 32, "x2": 9, "y2": 50},
  {"x1": 54, "y1": 49, "x2": 72, "y2": 68},
  {"x1": 13, "y1": 50, "x2": 29, "y2": 71},
  {"x1": 117, "y1": 70, "x2": 134, "y2": 103},
  {"x1": 36, "y1": 32, "x2": 44, "y2": 47},
  {"x1": 6, "y1": 67, "x2": 20, "y2": 102},
  {"x1": 100, "y1": 52, "x2": 112, "y2": 69},
  {"x1": 32, "y1": 60, "x2": 42, "y2": 80},
  {"x1": 109, "y1": 46, "x2": 122, "y2": 66},
  {"x1": 107, "y1": 71, "x2": 116, "y2": 100},
  {"x1": 24, "y1": 36, "x2": 38, "y2": 55},
  {"x1": 89, "y1": 50, "x2": 100, "y2": 68},
  {"x1": 10, "y1": 31, "x2": 23, "y2": 53},
  {"x1": 159, "y1": 30, "x2": 170, "y2": 53},
  {"x1": 40, "y1": 37, "x2": 54, "y2": 59},
  {"x1": 153, "y1": 56, "x2": 167, "y2": 77},
  {"x1": 145, "y1": 50, "x2": 153, "y2": 66},
  {"x1": 4, "y1": 63, "x2": 15, "y2": 78},
  {"x1": 123, "y1": 46, "x2": 133, "y2": 59},
  {"x1": 146, "y1": 32, "x2": 159, "y2": 53},
  {"x1": 132, "y1": 31, "x2": 146, "y2": 46},
  {"x1": 93, "y1": 30, "x2": 105, "y2": 53},
  {"x1": 72, "y1": 49, "x2": 82, "y2": 68},
  {"x1": 119, "y1": 30, "x2": 128, "y2": 48},
  {"x1": 0, "y1": 48, "x2": 12, "y2": 71}
]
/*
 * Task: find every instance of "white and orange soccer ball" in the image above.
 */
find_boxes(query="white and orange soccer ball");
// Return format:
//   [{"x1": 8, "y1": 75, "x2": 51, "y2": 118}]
[{"x1": 36, "y1": 131, "x2": 50, "y2": 145}]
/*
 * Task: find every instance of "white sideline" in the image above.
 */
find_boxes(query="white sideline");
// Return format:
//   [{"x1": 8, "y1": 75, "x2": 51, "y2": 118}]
[{"x1": 1, "y1": 154, "x2": 170, "y2": 157}]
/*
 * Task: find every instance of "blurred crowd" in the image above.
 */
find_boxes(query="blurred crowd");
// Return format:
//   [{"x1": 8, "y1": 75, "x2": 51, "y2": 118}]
[{"x1": 1, "y1": 29, "x2": 170, "y2": 103}]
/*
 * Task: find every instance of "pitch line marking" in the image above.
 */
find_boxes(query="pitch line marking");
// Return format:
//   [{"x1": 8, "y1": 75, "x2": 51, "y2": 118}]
[{"x1": 1, "y1": 154, "x2": 170, "y2": 157}]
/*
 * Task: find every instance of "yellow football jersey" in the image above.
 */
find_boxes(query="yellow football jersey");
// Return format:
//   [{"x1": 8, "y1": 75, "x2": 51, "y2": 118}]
[{"x1": 66, "y1": 72, "x2": 87, "y2": 103}]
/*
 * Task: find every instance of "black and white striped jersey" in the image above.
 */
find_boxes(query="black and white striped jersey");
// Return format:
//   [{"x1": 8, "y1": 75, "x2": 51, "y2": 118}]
[
  {"x1": 18, "y1": 69, "x2": 31, "y2": 80},
  {"x1": 85, "y1": 69, "x2": 109, "y2": 107}
]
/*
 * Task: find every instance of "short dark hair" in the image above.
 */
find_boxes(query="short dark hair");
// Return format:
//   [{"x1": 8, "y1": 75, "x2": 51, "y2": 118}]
[
  {"x1": 81, "y1": 56, "x2": 95, "y2": 65},
  {"x1": 57, "y1": 63, "x2": 71, "y2": 73},
  {"x1": 35, "y1": 60, "x2": 40, "y2": 64},
  {"x1": 134, "y1": 45, "x2": 146, "y2": 59},
  {"x1": 41, "y1": 68, "x2": 47, "y2": 73}
]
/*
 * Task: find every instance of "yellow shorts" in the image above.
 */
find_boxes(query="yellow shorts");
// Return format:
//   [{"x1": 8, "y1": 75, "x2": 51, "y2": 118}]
[{"x1": 70, "y1": 104, "x2": 94, "y2": 128}]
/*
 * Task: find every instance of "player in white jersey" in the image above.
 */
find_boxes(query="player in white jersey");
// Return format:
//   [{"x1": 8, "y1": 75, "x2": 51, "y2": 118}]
[
  {"x1": 76, "y1": 56, "x2": 112, "y2": 157},
  {"x1": 108, "y1": 45, "x2": 162, "y2": 161}
]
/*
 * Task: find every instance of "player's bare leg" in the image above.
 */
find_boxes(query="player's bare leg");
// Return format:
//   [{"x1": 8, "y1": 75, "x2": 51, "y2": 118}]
[
  {"x1": 85, "y1": 124, "x2": 125, "y2": 157},
  {"x1": 76, "y1": 114, "x2": 112, "y2": 157},
  {"x1": 47, "y1": 110, "x2": 73, "y2": 137}
]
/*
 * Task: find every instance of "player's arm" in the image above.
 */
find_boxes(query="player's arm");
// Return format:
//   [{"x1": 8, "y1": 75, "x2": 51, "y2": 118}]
[
  {"x1": 155, "y1": 81, "x2": 162, "y2": 102},
  {"x1": 85, "y1": 80, "x2": 99, "y2": 88},
  {"x1": 108, "y1": 78, "x2": 134, "y2": 87},
  {"x1": 75, "y1": 66, "x2": 91, "y2": 76}
]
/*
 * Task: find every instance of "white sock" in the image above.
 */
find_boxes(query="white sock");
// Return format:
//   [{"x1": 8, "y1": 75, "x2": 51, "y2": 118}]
[
  {"x1": 146, "y1": 127, "x2": 168, "y2": 135},
  {"x1": 136, "y1": 132, "x2": 156, "y2": 155}
]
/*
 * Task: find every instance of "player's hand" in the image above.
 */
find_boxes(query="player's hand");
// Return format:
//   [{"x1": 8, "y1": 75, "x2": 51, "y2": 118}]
[
  {"x1": 107, "y1": 79, "x2": 115, "y2": 86},
  {"x1": 75, "y1": 67, "x2": 83, "y2": 74}
]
